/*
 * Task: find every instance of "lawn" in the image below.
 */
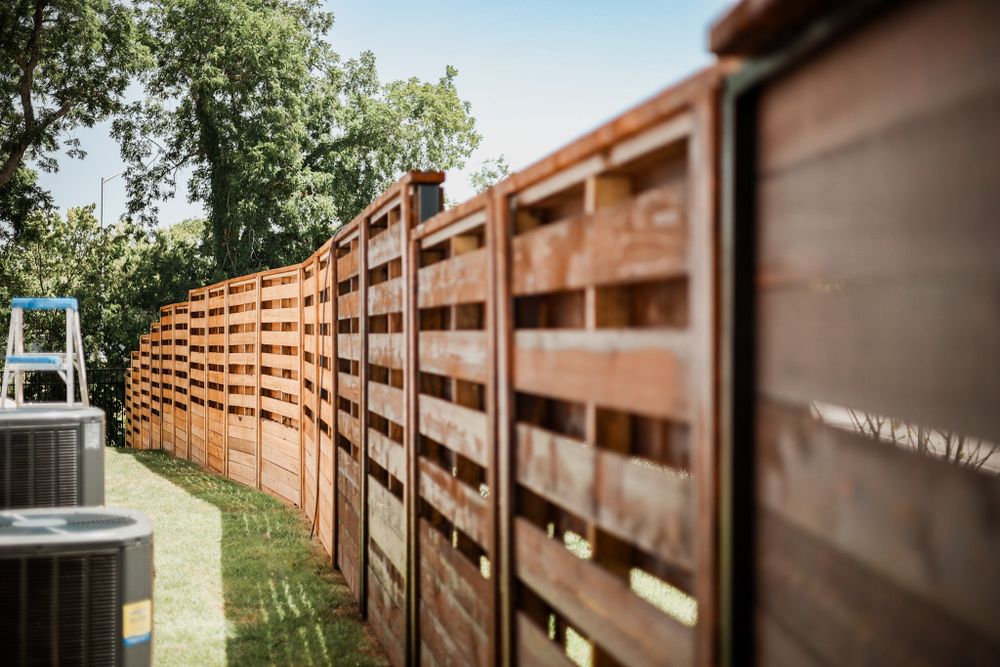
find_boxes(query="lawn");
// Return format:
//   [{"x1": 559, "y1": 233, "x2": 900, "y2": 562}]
[{"x1": 105, "y1": 448, "x2": 387, "y2": 667}]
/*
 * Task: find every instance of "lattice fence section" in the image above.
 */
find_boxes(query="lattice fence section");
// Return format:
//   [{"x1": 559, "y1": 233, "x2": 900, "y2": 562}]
[
  {"x1": 139, "y1": 334, "x2": 151, "y2": 449},
  {"x1": 316, "y1": 250, "x2": 337, "y2": 557},
  {"x1": 188, "y1": 288, "x2": 209, "y2": 467},
  {"x1": 173, "y1": 303, "x2": 190, "y2": 460},
  {"x1": 206, "y1": 285, "x2": 227, "y2": 473},
  {"x1": 259, "y1": 268, "x2": 302, "y2": 505},
  {"x1": 301, "y1": 256, "x2": 319, "y2": 527},
  {"x1": 413, "y1": 195, "x2": 496, "y2": 666},
  {"x1": 125, "y1": 352, "x2": 139, "y2": 448},
  {"x1": 500, "y1": 74, "x2": 719, "y2": 666},
  {"x1": 159, "y1": 306, "x2": 176, "y2": 454},
  {"x1": 364, "y1": 194, "x2": 410, "y2": 665},
  {"x1": 149, "y1": 322, "x2": 162, "y2": 450},
  {"x1": 335, "y1": 227, "x2": 363, "y2": 597},
  {"x1": 226, "y1": 277, "x2": 259, "y2": 487}
]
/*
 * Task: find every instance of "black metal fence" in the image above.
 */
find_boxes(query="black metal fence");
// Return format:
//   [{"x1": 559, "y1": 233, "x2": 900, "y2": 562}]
[{"x1": 3, "y1": 368, "x2": 127, "y2": 447}]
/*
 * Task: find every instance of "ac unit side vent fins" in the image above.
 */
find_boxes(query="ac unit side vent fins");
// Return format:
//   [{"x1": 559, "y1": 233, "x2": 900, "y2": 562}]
[
  {"x1": 0, "y1": 428, "x2": 80, "y2": 508},
  {"x1": 0, "y1": 552, "x2": 119, "y2": 666}
]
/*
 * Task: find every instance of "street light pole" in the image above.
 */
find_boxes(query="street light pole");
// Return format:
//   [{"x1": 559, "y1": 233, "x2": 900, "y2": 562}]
[
  {"x1": 99, "y1": 170, "x2": 124, "y2": 229},
  {"x1": 99, "y1": 136, "x2": 165, "y2": 228}
]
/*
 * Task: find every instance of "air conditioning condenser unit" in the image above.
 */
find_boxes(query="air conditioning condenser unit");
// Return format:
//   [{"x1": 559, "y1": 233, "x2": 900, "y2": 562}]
[
  {"x1": 0, "y1": 405, "x2": 105, "y2": 508},
  {"x1": 0, "y1": 507, "x2": 153, "y2": 666}
]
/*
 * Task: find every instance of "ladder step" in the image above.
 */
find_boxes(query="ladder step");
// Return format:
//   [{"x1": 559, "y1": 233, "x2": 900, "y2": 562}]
[
  {"x1": 5, "y1": 354, "x2": 64, "y2": 367},
  {"x1": 11, "y1": 297, "x2": 79, "y2": 311}
]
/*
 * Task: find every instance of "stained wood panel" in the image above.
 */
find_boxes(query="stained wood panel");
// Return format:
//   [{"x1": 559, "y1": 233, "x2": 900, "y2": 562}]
[
  {"x1": 149, "y1": 323, "x2": 162, "y2": 450},
  {"x1": 173, "y1": 303, "x2": 190, "y2": 460},
  {"x1": 259, "y1": 269, "x2": 301, "y2": 505},
  {"x1": 300, "y1": 256, "x2": 320, "y2": 531},
  {"x1": 336, "y1": 226, "x2": 363, "y2": 597},
  {"x1": 412, "y1": 194, "x2": 495, "y2": 667},
  {"x1": 315, "y1": 249, "x2": 337, "y2": 559},
  {"x1": 188, "y1": 288, "x2": 209, "y2": 467},
  {"x1": 366, "y1": 176, "x2": 445, "y2": 667},
  {"x1": 139, "y1": 335, "x2": 151, "y2": 449},
  {"x1": 225, "y1": 278, "x2": 259, "y2": 487},
  {"x1": 497, "y1": 65, "x2": 726, "y2": 666},
  {"x1": 159, "y1": 306, "x2": 175, "y2": 454},
  {"x1": 206, "y1": 284, "x2": 227, "y2": 474},
  {"x1": 716, "y1": 0, "x2": 1000, "y2": 663},
  {"x1": 125, "y1": 352, "x2": 139, "y2": 448}
]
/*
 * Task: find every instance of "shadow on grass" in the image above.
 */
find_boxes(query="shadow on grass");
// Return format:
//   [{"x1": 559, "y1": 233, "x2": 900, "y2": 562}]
[{"x1": 124, "y1": 449, "x2": 386, "y2": 667}]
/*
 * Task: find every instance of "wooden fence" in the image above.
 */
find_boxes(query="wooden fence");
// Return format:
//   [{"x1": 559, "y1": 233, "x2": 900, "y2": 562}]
[
  {"x1": 713, "y1": 0, "x2": 1000, "y2": 664},
  {"x1": 125, "y1": 63, "x2": 729, "y2": 667},
  {"x1": 123, "y1": 2, "x2": 1000, "y2": 661}
]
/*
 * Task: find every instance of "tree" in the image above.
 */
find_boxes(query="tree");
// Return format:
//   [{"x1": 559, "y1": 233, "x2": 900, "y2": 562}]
[
  {"x1": 0, "y1": 208, "x2": 212, "y2": 367},
  {"x1": 0, "y1": 205, "x2": 130, "y2": 365},
  {"x1": 0, "y1": 165, "x2": 52, "y2": 237},
  {"x1": 469, "y1": 155, "x2": 510, "y2": 193},
  {"x1": 0, "y1": 0, "x2": 148, "y2": 231},
  {"x1": 116, "y1": 0, "x2": 480, "y2": 277},
  {"x1": 116, "y1": 217, "x2": 214, "y2": 354}
]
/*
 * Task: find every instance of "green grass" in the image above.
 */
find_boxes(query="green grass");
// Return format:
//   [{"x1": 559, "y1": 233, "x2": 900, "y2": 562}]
[{"x1": 105, "y1": 448, "x2": 387, "y2": 667}]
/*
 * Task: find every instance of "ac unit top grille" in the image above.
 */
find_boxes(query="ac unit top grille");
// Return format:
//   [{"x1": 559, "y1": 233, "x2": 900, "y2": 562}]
[
  {"x1": 0, "y1": 508, "x2": 151, "y2": 551},
  {"x1": 0, "y1": 405, "x2": 104, "y2": 427}
]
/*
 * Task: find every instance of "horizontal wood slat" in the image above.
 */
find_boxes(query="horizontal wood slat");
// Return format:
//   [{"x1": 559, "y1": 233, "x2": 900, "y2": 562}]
[
  {"x1": 513, "y1": 329, "x2": 689, "y2": 420},
  {"x1": 419, "y1": 458, "x2": 489, "y2": 548},
  {"x1": 417, "y1": 247, "x2": 488, "y2": 308},
  {"x1": 417, "y1": 331, "x2": 488, "y2": 384},
  {"x1": 516, "y1": 422, "x2": 694, "y2": 570},
  {"x1": 757, "y1": 399, "x2": 1000, "y2": 644},
  {"x1": 511, "y1": 184, "x2": 687, "y2": 295},
  {"x1": 418, "y1": 395, "x2": 489, "y2": 468},
  {"x1": 515, "y1": 517, "x2": 694, "y2": 666}
]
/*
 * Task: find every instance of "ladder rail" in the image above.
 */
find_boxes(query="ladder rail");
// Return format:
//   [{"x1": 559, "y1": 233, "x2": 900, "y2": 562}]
[
  {"x1": 14, "y1": 307, "x2": 24, "y2": 404},
  {"x1": 74, "y1": 310, "x2": 89, "y2": 406}
]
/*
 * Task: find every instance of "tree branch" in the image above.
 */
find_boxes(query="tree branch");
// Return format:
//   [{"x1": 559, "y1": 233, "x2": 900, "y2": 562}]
[{"x1": 0, "y1": 0, "x2": 49, "y2": 190}]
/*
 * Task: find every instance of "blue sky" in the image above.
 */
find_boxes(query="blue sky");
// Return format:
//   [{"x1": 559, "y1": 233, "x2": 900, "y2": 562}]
[{"x1": 37, "y1": 0, "x2": 734, "y2": 227}]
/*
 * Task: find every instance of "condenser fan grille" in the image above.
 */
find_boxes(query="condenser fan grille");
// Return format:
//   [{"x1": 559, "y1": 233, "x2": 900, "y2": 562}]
[
  {"x1": 0, "y1": 552, "x2": 118, "y2": 666},
  {"x1": 0, "y1": 428, "x2": 80, "y2": 508},
  {"x1": 0, "y1": 512, "x2": 135, "y2": 536}
]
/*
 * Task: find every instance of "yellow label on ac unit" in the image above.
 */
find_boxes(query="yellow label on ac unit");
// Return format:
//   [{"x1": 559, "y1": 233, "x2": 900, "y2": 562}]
[{"x1": 123, "y1": 599, "x2": 152, "y2": 646}]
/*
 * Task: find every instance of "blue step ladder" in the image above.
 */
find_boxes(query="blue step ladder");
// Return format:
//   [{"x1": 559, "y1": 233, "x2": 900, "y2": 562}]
[{"x1": 1, "y1": 298, "x2": 90, "y2": 407}]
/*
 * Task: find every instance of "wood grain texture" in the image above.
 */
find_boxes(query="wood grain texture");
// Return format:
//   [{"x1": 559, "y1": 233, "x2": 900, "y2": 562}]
[
  {"x1": 757, "y1": 400, "x2": 1000, "y2": 644},
  {"x1": 516, "y1": 422, "x2": 695, "y2": 570},
  {"x1": 515, "y1": 517, "x2": 694, "y2": 666},
  {"x1": 513, "y1": 329, "x2": 689, "y2": 421},
  {"x1": 511, "y1": 184, "x2": 687, "y2": 296},
  {"x1": 731, "y1": 2, "x2": 1000, "y2": 666}
]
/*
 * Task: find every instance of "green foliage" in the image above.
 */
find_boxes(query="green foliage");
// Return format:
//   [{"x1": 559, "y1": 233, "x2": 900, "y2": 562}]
[
  {"x1": 0, "y1": 0, "x2": 149, "y2": 231},
  {"x1": 1, "y1": 0, "x2": 484, "y2": 367},
  {"x1": 115, "y1": 0, "x2": 480, "y2": 276},
  {"x1": 469, "y1": 154, "x2": 511, "y2": 193},
  {"x1": 0, "y1": 208, "x2": 212, "y2": 367},
  {"x1": 0, "y1": 205, "x2": 130, "y2": 365},
  {"x1": 0, "y1": 165, "x2": 52, "y2": 236},
  {"x1": 115, "y1": 216, "x2": 215, "y2": 356}
]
